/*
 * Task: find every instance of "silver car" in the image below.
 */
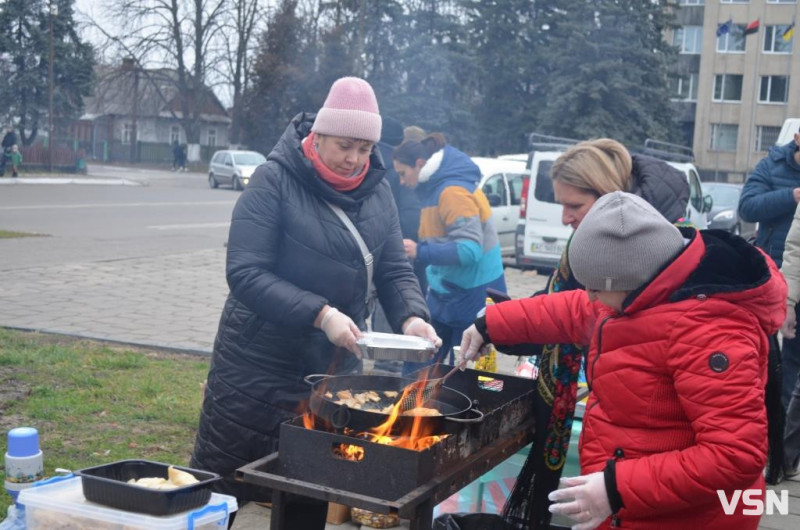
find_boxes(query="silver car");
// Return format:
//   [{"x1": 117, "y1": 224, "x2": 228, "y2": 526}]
[{"x1": 208, "y1": 150, "x2": 267, "y2": 190}]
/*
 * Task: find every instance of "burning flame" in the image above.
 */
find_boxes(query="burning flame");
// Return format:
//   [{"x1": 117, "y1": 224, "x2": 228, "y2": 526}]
[
  {"x1": 314, "y1": 368, "x2": 449, "y2": 457},
  {"x1": 334, "y1": 443, "x2": 366, "y2": 461},
  {"x1": 302, "y1": 409, "x2": 315, "y2": 430}
]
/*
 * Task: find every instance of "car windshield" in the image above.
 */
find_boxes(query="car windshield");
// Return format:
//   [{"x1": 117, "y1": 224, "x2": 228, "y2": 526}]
[
  {"x1": 233, "y1": 153, "x2": 266, "y2": 165},
  {"x1": 704, "y1": 184, "x2": 740, "y2": 209}
]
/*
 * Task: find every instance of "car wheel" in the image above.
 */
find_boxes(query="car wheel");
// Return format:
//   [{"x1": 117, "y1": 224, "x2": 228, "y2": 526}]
[
  {"x1": 732, "y1": 224, "x2": 741, "y2": 236},
  {"x1": 233, "y1": 175, "x2": 243, "y2": 191},
  {"x1": 208, "y1": 173, "x2": 218, "y2": 189}
]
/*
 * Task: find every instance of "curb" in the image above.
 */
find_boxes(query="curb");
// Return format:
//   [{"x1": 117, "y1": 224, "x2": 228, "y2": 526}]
[
  {"x1": 3, "y1": 325, "x2": 212, "y2": 356},
  {"x1": 0, "y1": 177, "x2": 144, "y2": 186}
]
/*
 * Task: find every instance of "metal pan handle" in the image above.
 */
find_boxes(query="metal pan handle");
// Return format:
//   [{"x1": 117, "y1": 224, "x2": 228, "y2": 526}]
[
  {"x1": 304, "y1": 374, "x2": 329, "y2": 386},
  {"x1": 444, "y1": 406, "x2": 485, "y2": 424},
  {"x1": 330, "y1": 404, "x2": 351, "y2": 429}
]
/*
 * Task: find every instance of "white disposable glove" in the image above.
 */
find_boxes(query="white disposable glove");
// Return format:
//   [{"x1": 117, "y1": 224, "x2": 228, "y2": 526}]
[
  {"x1": 403, "y1": 317, "x2": 443, "y2": 351},
  {"x1": 458, "y1": 324, "x2": 486, "y2": 366},
  {"x1": 320, "y1": 308, "x2": 362, "y2": 358},
  {"x1": 548, "y1": 472, "x2": 612, "y2": 530},
  {"x1": 782, "y1": 305, "x2": 797, "y2": 339}
]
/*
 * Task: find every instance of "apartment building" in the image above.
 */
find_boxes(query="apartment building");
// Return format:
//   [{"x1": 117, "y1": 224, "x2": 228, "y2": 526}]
[{"x1": 672, "y1": 0, "x2": 799, "y2": 182}]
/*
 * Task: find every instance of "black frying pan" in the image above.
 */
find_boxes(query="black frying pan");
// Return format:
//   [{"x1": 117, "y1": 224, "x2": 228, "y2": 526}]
[{"x1": 305, "y1": 373, "x2": 483, "y2": 432}]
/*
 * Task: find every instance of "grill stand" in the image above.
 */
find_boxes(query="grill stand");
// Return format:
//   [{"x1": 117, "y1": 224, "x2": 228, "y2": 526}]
[{"x1": 236, "y1": 419, "x2": 534, "y2": 530}]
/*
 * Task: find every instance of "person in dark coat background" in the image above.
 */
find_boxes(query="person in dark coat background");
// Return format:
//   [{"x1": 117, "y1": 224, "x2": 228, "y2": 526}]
[
  {"x1": 371, "y1": 117, "x2": 428, "y2": 374},
  {"x1": 190, "y1": 77, "x2": 439, "y2": 529},
  {"x1": 1, "y1": 126, "x2": 17, "y2": 176},
  {"x1": 172, "y1": 139, "x2": 186, "y2": 171},
  {"x1": 739, "y1": 132, "x2": 800, "y2": 409},
  {"x1": 378, "y1": 117, "x2": 427, "y2": 292}
]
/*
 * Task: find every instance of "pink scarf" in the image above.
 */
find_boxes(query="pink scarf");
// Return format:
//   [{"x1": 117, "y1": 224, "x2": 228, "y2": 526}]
[{"x1": 302, "y1": 132, "x2": 369, "y2": 192}]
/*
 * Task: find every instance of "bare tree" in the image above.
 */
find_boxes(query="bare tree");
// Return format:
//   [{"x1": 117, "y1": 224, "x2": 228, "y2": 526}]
[
  {"x1": 218, "y1": 0, "x2": 264, "y2": 146},
  {"x1": 93, "y1": 0, "x2": 229, "y2": 146}
]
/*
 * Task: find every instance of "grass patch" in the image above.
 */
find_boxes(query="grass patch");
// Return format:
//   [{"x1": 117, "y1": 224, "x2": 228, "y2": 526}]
[
  {"x1": 0, "y1": 328, "x2": 209, "y2": 513},
  {"x1": 0, "y1": 230, "x2": 44, "y2": 239}
]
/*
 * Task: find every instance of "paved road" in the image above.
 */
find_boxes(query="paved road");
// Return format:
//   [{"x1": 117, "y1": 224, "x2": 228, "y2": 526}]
[
  {"x1": 0, "y1": 167, "x2": 549, "y2": 529},
  {"x1": 0, "y1": 166, "x2": 548, "y2": 354}
]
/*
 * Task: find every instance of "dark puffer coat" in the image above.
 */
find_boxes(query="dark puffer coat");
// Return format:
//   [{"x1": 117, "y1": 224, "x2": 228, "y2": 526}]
[
  {"x1": 191, "y1": 113, "x2": 429, "y2": 500},
  {"x1": 629, "y1": 154, "x2": 690, "y2": 223},
  {"x1": 738, "y1": 140, "x2": 800, "y2": 267}
]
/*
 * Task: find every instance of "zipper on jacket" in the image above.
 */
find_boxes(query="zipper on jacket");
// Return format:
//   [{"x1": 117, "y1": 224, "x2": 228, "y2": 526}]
[
  {"x1": 588, "y1": 316, "x2": 611, "y2": 391},
  {"x1": 609, "y1": 448, "x2": 625, "y2": 527}
]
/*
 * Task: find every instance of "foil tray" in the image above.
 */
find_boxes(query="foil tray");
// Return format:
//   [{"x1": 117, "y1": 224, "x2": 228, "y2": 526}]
[{"x1": 357, "y1": 331, "x2": 435, "y2": 362}]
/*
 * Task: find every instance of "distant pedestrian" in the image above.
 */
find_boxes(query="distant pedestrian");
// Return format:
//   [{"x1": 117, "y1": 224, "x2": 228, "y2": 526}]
[
  {"x1": 1, "y1": 126, "x2": 17, "y2": 176},
  {"x1": 739, "y1": 127, "x2": 800, "y2": 408},
  {"x1": 172, "y1": 139, "x2": 186, "y2": 171},
  {"x1": 9, "y1": 144, "x2": 22, "y2": 177}
]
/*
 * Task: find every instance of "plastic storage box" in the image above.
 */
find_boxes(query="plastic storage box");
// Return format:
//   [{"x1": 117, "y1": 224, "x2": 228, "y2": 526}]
[{"x1": 18, "y1": 475, "x2": 237, "y2": 530}]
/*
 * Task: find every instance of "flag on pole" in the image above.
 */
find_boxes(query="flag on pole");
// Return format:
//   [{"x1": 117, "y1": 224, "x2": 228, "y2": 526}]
[
  {"x1": 717, "y1": 18, "x2": 733, "y2": 38},
  {"x1": 783, "y1": 22, "x2": 795, "y2": 41},
  {"x1": 744, "y1": 19, "x2": 760, "y2": 36}
]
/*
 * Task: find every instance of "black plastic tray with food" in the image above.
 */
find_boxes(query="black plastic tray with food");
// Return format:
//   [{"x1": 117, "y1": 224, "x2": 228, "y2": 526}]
[{"x1": 74, "y1": 459, "x2": 221, "y2": 516}]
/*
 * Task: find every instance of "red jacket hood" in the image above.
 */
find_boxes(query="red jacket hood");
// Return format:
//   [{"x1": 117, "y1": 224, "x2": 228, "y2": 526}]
[{"x1": 624, "y1": 228, "x2": 787, "y2": 335}]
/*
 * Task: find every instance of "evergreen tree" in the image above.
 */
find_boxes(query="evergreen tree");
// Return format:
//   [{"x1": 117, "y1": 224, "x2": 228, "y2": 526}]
[
  {"x1": 536, "y1": 0, "x2": 680, "y2": 146},
  {"x1": 384, "y1": 0, "x2": 477, "y2": 149},
  {"x1": 461, "y1": 0, "x2": 540, "y2": 154},
  {"x1": 241, "y1": 0, "x2": 309, "y2": 151},
  {"x1": 0, "y1": 0, "x2": 94, "y2": 145}
]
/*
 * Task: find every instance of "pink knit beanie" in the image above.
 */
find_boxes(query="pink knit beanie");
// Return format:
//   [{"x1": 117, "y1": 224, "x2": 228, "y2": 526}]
[{"x1": 311, "y1": 77, "x2": 382, "y2": 143}]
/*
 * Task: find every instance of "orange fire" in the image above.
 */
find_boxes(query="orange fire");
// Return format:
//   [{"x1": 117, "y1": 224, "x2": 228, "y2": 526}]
[
  {"x1": 309, "y1": 368, "x2": 448, "y2": 455},
  {"x1": 334, "y1": 443, "x2": 366, "y2": 461}
]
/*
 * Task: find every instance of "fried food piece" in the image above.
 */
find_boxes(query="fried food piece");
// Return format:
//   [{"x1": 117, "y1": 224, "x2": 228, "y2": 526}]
[
  {"x1": 324, "y1": 391, "x2": 333, "y2": 398},
  {"x1": 365, "y1": 391, "x2": 381, "y2": 402},
  {"x1": 383, "y1": 390, "x2": 398, "y2": 398},
  {"x1": 403, "y1": 407, "x2": 441, "y2": 417},
  {"x1": 128, "y1": 466, "x2": 199, "y2": 489},
  {"x1": 336, "y1": 390, "x2": 353, "y2": 400},
  {"x1": 168, "y1": 465, "x2": 199, "y2": 486},
  {"x1": 128, "y1": 476, "x2": 177, "y2": 489}
]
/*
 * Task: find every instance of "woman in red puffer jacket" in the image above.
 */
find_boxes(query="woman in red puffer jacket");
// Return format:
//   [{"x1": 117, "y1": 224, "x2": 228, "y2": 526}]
[{"x1": 460, "y1": 192, "x2": 787, "y2": 530}]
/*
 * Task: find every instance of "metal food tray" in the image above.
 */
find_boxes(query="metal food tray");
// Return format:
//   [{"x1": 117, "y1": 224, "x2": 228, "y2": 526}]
[{"x1": 356, "y1": 331, "x2": 435, "y2": 362}]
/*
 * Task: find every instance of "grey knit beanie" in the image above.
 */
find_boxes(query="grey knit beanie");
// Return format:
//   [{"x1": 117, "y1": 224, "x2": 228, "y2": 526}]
[{"x1": 569, "y1": 191, "x2": 685, "y2": 292}]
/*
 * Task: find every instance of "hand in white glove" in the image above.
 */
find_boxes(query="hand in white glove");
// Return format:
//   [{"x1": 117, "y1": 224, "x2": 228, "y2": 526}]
[
  {"x1": 319, "y1": 307, "x2": 362, "y2": 358},
  {"x1": 403, "y1": 317, "x2": 442, "y2": 352},
  {"x1": 548, "y1": 472, "x2": 612, "y2": 530},
  {"x1": 458, "y1": 324, "x2": 486, "y2": 367},
  {"x1": 782, "y1": 305, "x2": 797, "y2": 339}
]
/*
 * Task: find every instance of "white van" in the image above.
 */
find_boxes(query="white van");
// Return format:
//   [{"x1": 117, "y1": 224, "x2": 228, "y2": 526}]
[
  {"x1": 472, "y1": 157, "x2": 527, "y2": 256},
  {"x1": 776, "y1": 118, "x2": 800, "y2": 146},
  {"x1": 514, "y1": 141, "x2": 711, "y2": 272}
]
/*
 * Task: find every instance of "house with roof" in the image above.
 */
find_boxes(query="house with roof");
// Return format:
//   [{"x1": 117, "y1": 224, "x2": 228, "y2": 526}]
[{"x1": 77, "y1": 59, "x2": 231, "y2": 164}]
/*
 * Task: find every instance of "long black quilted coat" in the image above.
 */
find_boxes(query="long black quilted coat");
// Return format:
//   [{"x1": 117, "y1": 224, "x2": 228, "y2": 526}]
[{"x1": 191, "y1": 113, "x2": 430, "y2": 500}]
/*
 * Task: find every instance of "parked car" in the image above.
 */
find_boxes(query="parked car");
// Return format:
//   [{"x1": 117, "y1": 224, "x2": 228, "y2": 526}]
[
  {"x1": 208, "y1": 150, "x2": 267, "y2": 190},
  {"x1": 514, "y1": 138, "x2": 712, "y2": 273},
  {"x1": 471, "y1": 157, "x2": 527, "y2": 256},
  {"x1": 702, "y1": 182, "x2": 757, "y2": 241}
]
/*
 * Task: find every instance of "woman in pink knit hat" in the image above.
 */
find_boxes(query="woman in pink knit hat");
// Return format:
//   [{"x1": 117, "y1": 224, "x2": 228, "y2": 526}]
[{"x1": 191, "y1": 76, "x2": 440, "y2": 528}]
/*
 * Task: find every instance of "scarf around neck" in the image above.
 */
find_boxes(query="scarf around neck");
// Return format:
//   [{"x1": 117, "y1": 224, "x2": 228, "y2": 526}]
[{"x1": 302, "y1": 132, "x2": 369, "y2": 192}]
